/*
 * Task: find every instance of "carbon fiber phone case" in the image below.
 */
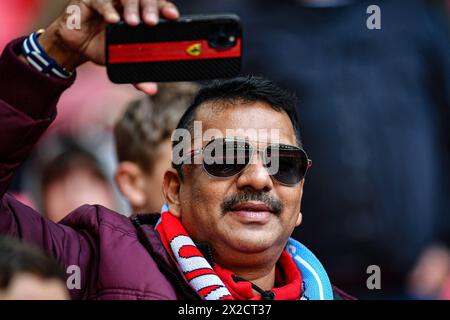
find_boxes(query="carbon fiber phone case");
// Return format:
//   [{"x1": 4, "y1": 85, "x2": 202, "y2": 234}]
[{"x1": 105, "y1": 14, "x2": 242, "y2": 83}]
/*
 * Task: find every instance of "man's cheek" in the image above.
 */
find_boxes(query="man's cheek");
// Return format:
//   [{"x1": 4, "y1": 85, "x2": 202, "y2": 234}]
[{"x1": 280, "y1": 199, "x2": 301, "y2": 223}]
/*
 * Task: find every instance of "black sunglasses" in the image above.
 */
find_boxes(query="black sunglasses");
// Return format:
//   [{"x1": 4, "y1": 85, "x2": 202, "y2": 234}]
[{"x1": 183, "y1": 138, "x2": 312, "y2": 186}]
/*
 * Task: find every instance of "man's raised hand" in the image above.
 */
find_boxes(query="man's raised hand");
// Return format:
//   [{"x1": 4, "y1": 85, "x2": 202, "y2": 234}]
[{"x1": 37, "y1": 0, "x2": 179, "y2": 79}]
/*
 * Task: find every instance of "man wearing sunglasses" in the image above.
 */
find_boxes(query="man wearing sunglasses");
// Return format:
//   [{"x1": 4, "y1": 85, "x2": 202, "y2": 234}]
[{"x1": 0, "y1": 0, "x2": 352, "y2": 300}]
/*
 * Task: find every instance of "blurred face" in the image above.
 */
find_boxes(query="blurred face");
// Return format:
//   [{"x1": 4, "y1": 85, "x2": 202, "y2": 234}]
[
  {"x1": 0, "y1": 273, "x2": 69, "y2": 300},
  {"x1": 44, "y1": 168, "x2": 116, "y2": 222},
  {"x1": 169, "y1": 101, "x2": 304, "y2": 268}
]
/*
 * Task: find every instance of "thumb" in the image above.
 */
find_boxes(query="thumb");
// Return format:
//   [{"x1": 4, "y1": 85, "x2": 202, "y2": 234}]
[{"x1": 134, "y1": 82, "x2": 159, "y2": 95}]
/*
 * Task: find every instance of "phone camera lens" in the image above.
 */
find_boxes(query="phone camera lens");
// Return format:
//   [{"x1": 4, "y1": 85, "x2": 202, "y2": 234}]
[{"x1": 208, "y1": 23, "x2": 238, "y2": 48}]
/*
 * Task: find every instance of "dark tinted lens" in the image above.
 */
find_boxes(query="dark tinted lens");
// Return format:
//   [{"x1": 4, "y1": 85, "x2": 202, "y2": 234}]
[
  {"x1": 265, "y1": 146, "x2": 308, "y2": 185},
  {"x1": 203, "y1": 139, "x2": 252, "y2": 178}
]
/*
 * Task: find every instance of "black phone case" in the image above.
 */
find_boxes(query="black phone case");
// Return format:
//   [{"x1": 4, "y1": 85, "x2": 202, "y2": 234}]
[{"x1": 105, "y1": 14, "x2": 242, "y2": 83}]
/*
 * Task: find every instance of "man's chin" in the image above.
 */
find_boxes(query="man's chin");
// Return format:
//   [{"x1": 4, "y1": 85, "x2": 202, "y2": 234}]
[{"x1": 225, "y1": 233, "x2": 277, "y2": 254}]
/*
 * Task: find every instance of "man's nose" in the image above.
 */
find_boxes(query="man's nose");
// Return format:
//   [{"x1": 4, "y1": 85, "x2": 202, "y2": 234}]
[{"x1": 235, "y1": 155, "x2": 274, "y2": 192}]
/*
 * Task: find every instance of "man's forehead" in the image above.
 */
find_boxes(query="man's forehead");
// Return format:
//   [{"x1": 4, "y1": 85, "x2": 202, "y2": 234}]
[{"x1": 195, "y1": 100, "x2": 297, "y2": 144}]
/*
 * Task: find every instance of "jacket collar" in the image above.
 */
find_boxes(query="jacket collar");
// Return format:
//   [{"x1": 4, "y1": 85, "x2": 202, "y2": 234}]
[{"x1": 130, "y1": 213, "x2": 202, "y2": 300}]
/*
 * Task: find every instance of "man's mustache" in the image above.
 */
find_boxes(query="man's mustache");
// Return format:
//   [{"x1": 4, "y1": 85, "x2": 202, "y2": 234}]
[{"x1": 221, "y1": 189, "x2": 283, "y2": 215}]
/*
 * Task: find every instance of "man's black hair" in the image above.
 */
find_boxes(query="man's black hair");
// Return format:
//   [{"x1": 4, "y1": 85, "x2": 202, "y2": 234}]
[
  {"x1": 172, "y1": 75, "x2": 302, "y2": 177},
  {"x1": 0, "y1": 236, "x2": 66, "y2": 290}
]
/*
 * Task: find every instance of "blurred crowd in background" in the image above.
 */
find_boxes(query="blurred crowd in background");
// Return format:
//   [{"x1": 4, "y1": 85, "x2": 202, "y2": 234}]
[{"x1": 1, "y1": 0, "x2": 450, "y2": 300}]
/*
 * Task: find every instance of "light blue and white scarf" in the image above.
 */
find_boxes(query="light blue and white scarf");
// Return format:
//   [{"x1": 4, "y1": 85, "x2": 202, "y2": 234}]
[{"x1": 285, "y1": 238, "x2": 334, "y2": 300}]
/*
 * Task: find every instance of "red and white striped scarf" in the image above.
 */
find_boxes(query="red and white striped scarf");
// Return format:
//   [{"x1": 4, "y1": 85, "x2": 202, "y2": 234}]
[{"x1": 155, "y1": 211, "x2": 302, "y2": 300}]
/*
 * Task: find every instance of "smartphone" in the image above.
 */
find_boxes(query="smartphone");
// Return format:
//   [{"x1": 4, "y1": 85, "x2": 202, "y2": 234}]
[{"x1": 105, "y1": 14, "x2": 242, "y2": 83}]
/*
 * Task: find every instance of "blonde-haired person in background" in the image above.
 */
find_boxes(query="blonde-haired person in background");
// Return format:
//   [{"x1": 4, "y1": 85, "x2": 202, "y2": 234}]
[{"x1": 114, "y1": 83, "x2": 199, "y2": 214}]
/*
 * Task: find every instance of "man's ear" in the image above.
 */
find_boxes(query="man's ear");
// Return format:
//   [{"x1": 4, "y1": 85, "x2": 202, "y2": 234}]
[
  {"x1": 296, "y1": 211, "x2": 303, "y2": 227},
  {"x1": 115, "y1": 161, "x2": 147, "y2": 210},
  {"x1": 296, "y1": 179, "x2": 305, "y2": 227},
  {"x1": 162, "y1": 168, "x2": 182, "y2": 218}
]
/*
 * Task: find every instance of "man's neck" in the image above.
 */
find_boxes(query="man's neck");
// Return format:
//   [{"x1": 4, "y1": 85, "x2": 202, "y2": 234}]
[
  {"x1": 196, "y1": 242, "x2": 279, "y2": 291},
  {"x1": 214, "y1": 247, "x2": 284, "y2": 291}
]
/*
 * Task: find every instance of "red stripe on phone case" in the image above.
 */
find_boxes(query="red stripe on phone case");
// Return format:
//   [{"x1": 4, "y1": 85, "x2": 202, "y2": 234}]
[{"x1": 108, "y1": 39, "x2": 241, "y2": 64}]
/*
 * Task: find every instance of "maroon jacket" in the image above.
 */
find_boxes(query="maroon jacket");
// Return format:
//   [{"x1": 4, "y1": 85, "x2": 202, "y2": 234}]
[{"x1": 0, "y1": 38, "x2": 352, "y2": 300}]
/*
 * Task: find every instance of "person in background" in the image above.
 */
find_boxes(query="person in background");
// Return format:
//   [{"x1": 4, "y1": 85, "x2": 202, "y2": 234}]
[
  {"x1": 40, "y1": 144, "x2": 117, "y2": 223},
  {"x1": 114, "y1": 83, "x2": 198, "y2": 214},
  {"x1": 0, "y1": 236, "x2": 69, "y2": 300}
]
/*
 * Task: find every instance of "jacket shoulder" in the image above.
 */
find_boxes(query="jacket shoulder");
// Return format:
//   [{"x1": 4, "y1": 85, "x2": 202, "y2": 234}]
[
  {"x1": 59, "y1": 204, "x2": 135, "y2": 234},
  {"x1": 59, "y1": 205, "x2": 178, "y2": 299}
]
